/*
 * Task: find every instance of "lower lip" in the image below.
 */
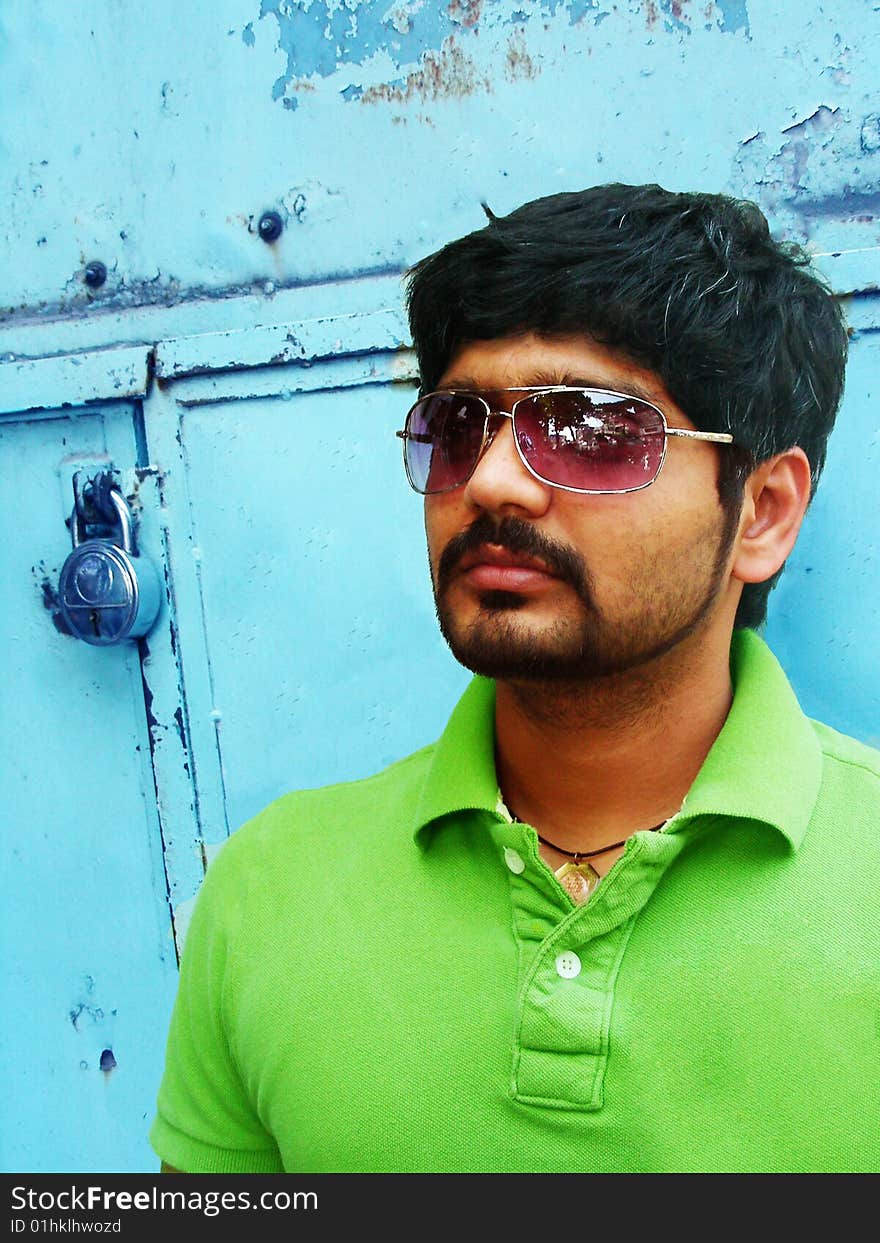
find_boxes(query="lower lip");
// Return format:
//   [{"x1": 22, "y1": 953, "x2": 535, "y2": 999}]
[{"x1": 461, "y1": 564, "x2": 561, "y2": 592}]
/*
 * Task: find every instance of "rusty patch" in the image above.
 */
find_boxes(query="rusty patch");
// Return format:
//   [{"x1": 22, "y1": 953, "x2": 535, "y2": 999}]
[
  {"x1": 645, "y1": 0, "x2": 659, "y2": 29},
  {"x1": 448, "y1": 0, "x2": 482, "y2": 28},
  {"x1": 506, "y1": 32, "x2": 538, "y2": 82},
  {"x1": 360, "y1": 38, "x2": 490, "y2": 105}
]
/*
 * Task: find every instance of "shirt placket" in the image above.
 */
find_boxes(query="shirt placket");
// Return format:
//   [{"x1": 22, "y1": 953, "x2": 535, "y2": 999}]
[{"x1": 491, "y1": 815, "x2": 689, "y2": 1111}]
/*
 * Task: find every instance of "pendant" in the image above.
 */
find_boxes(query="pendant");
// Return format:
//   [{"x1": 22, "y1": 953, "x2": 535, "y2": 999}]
[{"x1": 555, "y1": 860, "x2": 600, "y2": 905}]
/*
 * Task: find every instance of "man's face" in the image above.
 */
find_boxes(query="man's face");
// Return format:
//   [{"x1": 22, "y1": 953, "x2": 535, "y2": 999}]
[{"x1": 424, "y1": 331, "x2": 744, "y2": 681}]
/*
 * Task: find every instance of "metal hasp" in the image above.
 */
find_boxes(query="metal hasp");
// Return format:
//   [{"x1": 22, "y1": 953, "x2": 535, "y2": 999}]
[{"x1": 58, "y1": 484, "x2": 161, "y2": 645}]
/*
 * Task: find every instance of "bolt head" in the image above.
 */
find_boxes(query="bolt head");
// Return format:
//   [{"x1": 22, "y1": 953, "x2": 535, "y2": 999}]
[
  {"x1": 258, "y1": 210, "x2": 284, "y2": 242},
  {"x1": 84, "y1": 261, "x2": 107, "y2": 288}
]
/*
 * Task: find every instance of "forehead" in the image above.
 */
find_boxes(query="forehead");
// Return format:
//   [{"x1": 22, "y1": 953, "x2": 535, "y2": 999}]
[{"x1": 437, "y1": 331, "x2": 668, "y2": 409}]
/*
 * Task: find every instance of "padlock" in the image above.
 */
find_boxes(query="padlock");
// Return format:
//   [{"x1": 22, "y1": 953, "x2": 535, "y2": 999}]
[{"x1": 58, "y1": 487, "x2": 161, "y2": 645}]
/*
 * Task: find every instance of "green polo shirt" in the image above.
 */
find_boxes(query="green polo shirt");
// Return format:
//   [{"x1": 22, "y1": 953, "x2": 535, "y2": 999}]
[{"x1": 150, "y1": 630, "x2": 880, "y2": 1173}]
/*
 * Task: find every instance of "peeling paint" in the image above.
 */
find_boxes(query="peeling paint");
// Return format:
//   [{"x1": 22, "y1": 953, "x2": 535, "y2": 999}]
[
  {"x1": 714, "y1": 0, "x2": 749, "y2": 35},
  {"x1": 258, "y1": 0, "x2": 612, "y2": 107},
  {"x1": 730, "y1": 100, "x2": 880, "y2": 246},
  {"x1": 448, "y1": 0, "x2": 484, "y2": 28},
  {"x1": 657, "y1": 0, "x2": 690, "y2": 35},
  {"x1": 782, "y1": 103, "x2": 840, "y2": 137},
  {"x1": 643, "y1": 0, "x2": 749, "y2": 35},
  {"x1": 35, "y1": 563, "x2": 72, "y2": 636},
  {"x1": 1, "y1": 264, "x2": 406, "y2": 325},
  {"x1": 260, "y1": 0, "x2": 459, "y2": 88},
  {"x1": 359, "y1": 37, "x2": 490, "y2": 103},
  {"x1": 2, "y1": 272, "x2": 188, "y2": 321},
  {"x1": 774, "y1": 106, "x2": 844, "y2": 200},
  {"x1": 860, "y1": 114, "x2": 880, "y2": 154},
  {"x1": 500, "y1": 1, "x2": 604, "y2": 26}
]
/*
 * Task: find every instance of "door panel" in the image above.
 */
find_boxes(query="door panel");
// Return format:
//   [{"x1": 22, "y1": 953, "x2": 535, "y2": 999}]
[
  {"x1": 147, "y1": 353, "x2": 470, "y2": 945},
  {"x1": 0, "y1": 404, "x2": 179, "y2": 1174},
  {"x1": 763, "y1": 321, "x2": 880, "y2": 746}
]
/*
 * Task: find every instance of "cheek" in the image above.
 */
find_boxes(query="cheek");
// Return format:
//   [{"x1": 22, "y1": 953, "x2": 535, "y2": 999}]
[
  {"x1": 424, "y1": 492, "x2": 461, "y2": 524},
  {"x1": 565, "y1": 498, "x2": 658, "y2": 563},
  {"x1": 423, "y1": 498, "x2": 454, "y2": 571},
  {"x1": 562, "y1": 494, "x2": 706, "y2": 592}
]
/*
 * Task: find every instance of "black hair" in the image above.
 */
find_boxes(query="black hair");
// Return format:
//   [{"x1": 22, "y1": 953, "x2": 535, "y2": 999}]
[{"x1": 404, "y1": 183, "x2": 849, "y2": 628}]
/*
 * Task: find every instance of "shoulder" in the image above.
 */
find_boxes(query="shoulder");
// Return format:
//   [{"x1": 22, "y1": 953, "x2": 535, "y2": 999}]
[
  {"x1": 207, "y1": 740, "x2": 438, "y2": 877},
  {"x1": 811, "y1": 719, "x2": 880, "y2": 782},
  {"x1": 255, "y1": 740, "x2": 436, "y2": 834},
  {"x1": 809, "y1": 720, "x2": 880, "y2": 844},
  {"x1": 182, "y1": 742, "x2": 440, "y2": 962}
]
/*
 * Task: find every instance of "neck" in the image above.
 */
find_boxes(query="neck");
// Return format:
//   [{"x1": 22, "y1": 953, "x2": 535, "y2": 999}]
[{"x1": 494, "y1": 625, "x2": 735, "y2": 852}]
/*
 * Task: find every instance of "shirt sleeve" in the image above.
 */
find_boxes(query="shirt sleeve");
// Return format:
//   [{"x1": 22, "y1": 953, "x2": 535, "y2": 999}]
[{"x1": 149, "y1": 831, "x2": 284, "y2": 1173}]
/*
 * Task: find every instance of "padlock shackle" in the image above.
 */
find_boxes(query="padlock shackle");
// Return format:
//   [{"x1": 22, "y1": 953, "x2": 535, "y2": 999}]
[{"x1": 71, "y1": 487, "x2": 134, "y2": 553}]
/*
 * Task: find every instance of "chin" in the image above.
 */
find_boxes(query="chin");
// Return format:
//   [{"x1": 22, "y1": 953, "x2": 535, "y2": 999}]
[{"x1": 438, "y1": 608, "x2": 607, "y2": 681}]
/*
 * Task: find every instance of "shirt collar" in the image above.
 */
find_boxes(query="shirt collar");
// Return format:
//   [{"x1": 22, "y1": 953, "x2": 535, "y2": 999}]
[
  {"x1": 674, "y1": 628, "x2": 822, "y2": 849},
  {"x1": 413, "y1": 629, "x2": 822, "y2": 853},
  {"x1": 412, "y1": 675, "x2": 499, "y2": 838}
]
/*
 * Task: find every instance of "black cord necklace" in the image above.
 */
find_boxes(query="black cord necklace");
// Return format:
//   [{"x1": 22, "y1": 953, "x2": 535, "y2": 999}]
[
  {"x1": 504, "y1": 801, "x2": 669, "y2": 905},
  {"x1": 534, "y1": 822, "x2": 666, "y2": 861}
]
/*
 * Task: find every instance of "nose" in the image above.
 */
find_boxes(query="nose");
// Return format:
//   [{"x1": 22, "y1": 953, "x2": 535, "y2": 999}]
[{"x1": 463, "y1": 411, "x2": 553, "y2": 518}]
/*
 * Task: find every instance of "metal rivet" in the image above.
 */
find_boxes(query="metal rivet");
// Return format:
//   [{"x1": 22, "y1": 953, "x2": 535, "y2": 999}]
[
  {"x1": 258, "y1": 210, "x2": 284, "y2": 243},
  {"x1": 84, "y1": 261, "x2": 107, "y2": 288}
]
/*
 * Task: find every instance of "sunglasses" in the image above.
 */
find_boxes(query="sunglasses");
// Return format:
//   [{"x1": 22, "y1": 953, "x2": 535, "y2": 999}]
[{"x1": 397, "y1": 387, "x2": 734, "y2": 496}]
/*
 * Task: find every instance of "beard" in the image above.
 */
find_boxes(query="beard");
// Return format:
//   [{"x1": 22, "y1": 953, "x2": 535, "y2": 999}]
[{"x1": 432, "y1": 510, "x2": 740, "y2": 683}]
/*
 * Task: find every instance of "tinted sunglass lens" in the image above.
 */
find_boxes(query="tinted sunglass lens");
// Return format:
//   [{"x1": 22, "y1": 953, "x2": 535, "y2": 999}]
[
  {"x1": 404, "y1": 394, "x2": 487, "y2": 493},
  {"x1": 514, "y1": 391, "x2": 665, "y2": 491}
]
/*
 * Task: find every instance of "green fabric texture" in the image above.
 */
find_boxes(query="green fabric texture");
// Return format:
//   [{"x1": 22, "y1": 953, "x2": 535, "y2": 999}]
[{"x1": 150, "y1": 630, "x2": 880, "y2": 1173}]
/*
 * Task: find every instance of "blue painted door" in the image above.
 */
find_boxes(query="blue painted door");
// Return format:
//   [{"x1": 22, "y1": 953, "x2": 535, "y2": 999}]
[
  {"x1": 0, "y1": 392, "x2": 180, "y2": 1173},
  {"x1": 0, "y1": 291, "x2": 472, "y2": 1173}
]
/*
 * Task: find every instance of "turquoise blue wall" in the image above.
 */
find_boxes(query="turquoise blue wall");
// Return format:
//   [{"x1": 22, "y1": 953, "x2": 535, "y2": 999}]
[{"x1": 1, "y1": 0, "x2": 878, "y2": 1173}]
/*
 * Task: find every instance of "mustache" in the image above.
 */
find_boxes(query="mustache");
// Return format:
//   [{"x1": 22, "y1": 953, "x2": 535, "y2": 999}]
[{"x1": 436, "y1": 514, "x2": 595, "y2": 602}]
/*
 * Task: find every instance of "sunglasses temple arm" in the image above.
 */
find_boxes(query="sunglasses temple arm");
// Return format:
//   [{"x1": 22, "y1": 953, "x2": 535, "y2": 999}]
[{"x1": 665, "y1": 428, "x2": 734, "y2": 444}]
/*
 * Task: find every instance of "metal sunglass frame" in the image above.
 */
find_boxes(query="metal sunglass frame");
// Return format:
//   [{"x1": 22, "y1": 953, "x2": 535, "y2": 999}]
[{"x1": 396, "y1": 386, "x2": 735, "y2": 496}]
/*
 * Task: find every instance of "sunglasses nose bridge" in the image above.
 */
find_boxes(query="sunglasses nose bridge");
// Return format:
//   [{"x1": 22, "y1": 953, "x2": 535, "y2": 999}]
[
  {"x1": 464, "y1": 406, "x2": 553, "y2": 512},
  {"x1": 471, "y1": 407, "x2": 515, "y2": 469},
  {"x1": 482, "y1": 406, "x2": 513, "y2": 442}
]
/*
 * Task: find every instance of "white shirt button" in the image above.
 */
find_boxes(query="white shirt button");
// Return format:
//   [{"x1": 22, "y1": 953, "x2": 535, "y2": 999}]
[
  {"x1": 503, "y1": 847, "x2": 525, "y2": 874},
  {"x1": 495, "y1": 792, "x2": 514, "y2": 823},
  {"x1": 555, "y1": 950, "x2": 582, "y2": 979}
]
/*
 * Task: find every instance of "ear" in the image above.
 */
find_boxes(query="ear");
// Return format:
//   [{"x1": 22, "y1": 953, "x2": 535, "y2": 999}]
[{"x1": 731, "y1": 448, "x2": 813, "y2": 586}]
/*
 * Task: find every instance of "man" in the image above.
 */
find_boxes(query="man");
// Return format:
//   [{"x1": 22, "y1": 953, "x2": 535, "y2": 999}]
[{"x1": 151, "y1": 184, "x2": 878, "y2": 1174}]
